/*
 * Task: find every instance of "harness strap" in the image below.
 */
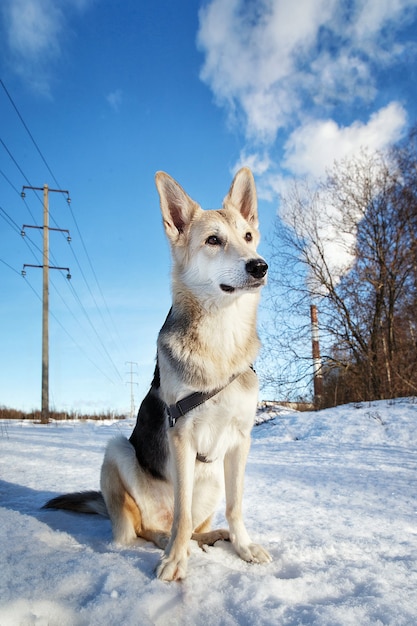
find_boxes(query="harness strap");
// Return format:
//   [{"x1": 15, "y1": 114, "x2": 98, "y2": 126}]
[
  {"x1": 167, "y1": 388, "x2": 220, "y2": 427},
  {"x1": 167, "y1": 366, "x2": 255, "y2": 428}
]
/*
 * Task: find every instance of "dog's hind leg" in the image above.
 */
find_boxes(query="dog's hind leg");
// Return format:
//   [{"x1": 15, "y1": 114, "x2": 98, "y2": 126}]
[
  {"x1": 101, "y1": 459, "x2": 170, "y2": 549},
  {"x1": 192, "y1": 529, "x2": 230, "y2": 549},
  {"x1": 101, "y1": 458, "x2": 139, "y2": 544},
  {"x1": 123, "y1": 489, "x2": 170, "y2": 549},
  {"x1": 191, "y1": 515, "x2": 229, "y2": 549}
]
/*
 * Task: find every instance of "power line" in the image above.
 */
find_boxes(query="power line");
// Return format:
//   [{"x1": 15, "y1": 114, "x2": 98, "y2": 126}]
[
  {"x1": 1, "y1": 79, "x2": 60, "y2": 188},
  {"x1": 0, "y1": 203, "x2": 47, "y2": 263},
  {"x1": 1, "y1": 200, "x2": 122, "y2": 385},
  {"x1": 1, "y1": 78, "x2": 128, "y2": 392},
  {"x1": 0, "y1": 204, "x2": 21, "y2": 233},
  {"x1": 66, "y1": 201, "x2": 127, "y2": 350},
  {"x1": 21, "y1": 271, "x2": 117, "y2": 385},
  {"x1": 0, "y1": 257, "x2": 21, "y2": 275},
  {"x1": 1, "y1": 244, "x2": 119, "y2": 387},
  {"x1": 48, "y1": 273, "x2": 119, "y2": 384},
  {"x1": 1, "y1": 152, "x2": 40, "y2": 225},
  {"x1": 0, "y1": 136, "x2": 33, "y2": 188},
  {"x1": 0, "y1": 167, "x2": 24, "y2": 196},
  {"x1": 67, "y1": 278, "x2": 123, "y2": 382},
  {"x1": 1, "y1": 78, "x2": 128, "y2": 362}
]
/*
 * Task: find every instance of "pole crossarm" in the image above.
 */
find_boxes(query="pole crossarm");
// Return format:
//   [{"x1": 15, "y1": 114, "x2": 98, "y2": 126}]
[
  {"x1": 23, "y1": 264, "x2": 70, "y2": 272},
  {"x1": 22, "y1": 224, "x2": 71, "y2": 236},
  {"x1": 22, "y1": 185, "x2": 70, "y2": 201}
]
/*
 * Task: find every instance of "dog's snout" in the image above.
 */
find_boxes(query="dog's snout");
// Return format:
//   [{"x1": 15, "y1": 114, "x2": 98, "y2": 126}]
[{"x1": 246, "y1": 258, "x2": 268, "y2": 279}]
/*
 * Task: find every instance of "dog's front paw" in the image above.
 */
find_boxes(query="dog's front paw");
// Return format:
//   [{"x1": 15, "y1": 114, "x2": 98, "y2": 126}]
[
  {"x1": 156, "y1": 553, "x2": 188, "y2": 582},
  {"x1": 235, "y1": 542, "x2": 272, "y2": 564}
]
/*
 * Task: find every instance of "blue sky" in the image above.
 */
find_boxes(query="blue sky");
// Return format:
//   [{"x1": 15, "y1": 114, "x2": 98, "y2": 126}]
[{"x1": 1, "y1": 0, "x2": 417, "y2": 413}]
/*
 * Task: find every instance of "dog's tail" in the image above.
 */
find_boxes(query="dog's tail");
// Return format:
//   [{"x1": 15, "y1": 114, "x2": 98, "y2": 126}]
[{"x1": 42, "y1": 491, "x2": 108, "y2": 517}]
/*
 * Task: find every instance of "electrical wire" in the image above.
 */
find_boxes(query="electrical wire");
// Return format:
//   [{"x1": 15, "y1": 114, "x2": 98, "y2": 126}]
[
  {"x1": 1, "y1": 161, "x2": 39, "y2": 226},
  {"x1": 1, "y1": 79, "x2": 59, "y2": 188},
  {"x1": 1, "y1": 79, "x2": 128, "y2": 365},
  {"x1": 0, "y1": 202, "x2": 121, "y2": 382},
  {"x1": 0, "y1": 229, "x2": 119, "y2": 385},
  {"x1": 66, "y1": 278, "x2": 123, "y2": 381},
  {"x1": 1, "y1": 194, "x2": 122, "y2": 381},
  {"x1": 1, "y1": 79, "x2": 128, "y2": 385},
  {"x1": 22, "y1": 272, "x2": 117, "y2": 385},
  {"x1": 0, "y1": 204, "x2": 43, "y2": 261},
  {"x1": 0, "y1": 204, "x2": 21, "y2": 233},
  {"x1": 0, "y1": 137, "x2": 32, "y2": 186},
  {"x1": 0, "y1": 257, "x2": 21, "y2": 275}
]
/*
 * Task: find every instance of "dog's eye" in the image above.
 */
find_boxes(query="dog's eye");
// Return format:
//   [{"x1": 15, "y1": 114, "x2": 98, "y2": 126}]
[
  {"x1": 245, "y1": 232, "x2": 253, "y2": 242},
  {"x1": 206, "y1": 235, "x2": 221, "y2": 246}
]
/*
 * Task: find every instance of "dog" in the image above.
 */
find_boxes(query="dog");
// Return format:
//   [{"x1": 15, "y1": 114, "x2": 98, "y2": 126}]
[{"x1": 44, "y1": 167, "x2": 271, "y2": 581}]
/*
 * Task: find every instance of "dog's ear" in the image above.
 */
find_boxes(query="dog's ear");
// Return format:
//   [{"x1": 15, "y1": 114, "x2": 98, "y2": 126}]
[
  {"x1": 155, "y1": 172, "x2": 201, "y2": 243},
  {"x1": 224, "y1": 167, "x2": 258, "y2": 228}
]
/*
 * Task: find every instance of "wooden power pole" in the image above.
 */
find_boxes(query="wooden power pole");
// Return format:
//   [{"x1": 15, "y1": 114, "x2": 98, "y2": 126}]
[
  {"x1": 21, "y1": 184, "x2": 71, "y2": 423},
  {"x1": 41, "y1": 185, "x2": 49, "y2": 423},
  {"x1": 310, "y1": 304, "x2": 323, "y2": 409}
]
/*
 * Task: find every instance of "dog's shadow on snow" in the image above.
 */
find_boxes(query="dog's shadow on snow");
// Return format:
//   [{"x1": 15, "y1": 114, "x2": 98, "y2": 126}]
[
  {"x1": 0, "y1": 479, "x2": 113, "y2": 549},
  {"x1": 1, "y1": 479, "x2": 280, "y2": 577}
]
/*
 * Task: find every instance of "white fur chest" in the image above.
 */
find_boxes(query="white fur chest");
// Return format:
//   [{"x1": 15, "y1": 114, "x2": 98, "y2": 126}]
[{"x1": 169, "y1": 373, "x2": 258, "y2": 463}]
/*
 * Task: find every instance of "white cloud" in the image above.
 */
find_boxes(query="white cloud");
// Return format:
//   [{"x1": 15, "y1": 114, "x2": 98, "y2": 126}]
[
  {"x1": 1, "y1": 0, "x2": 92, "y2": 95},
  {"x1": 198, "y1": 0, "x2": 417, "y2": 146},
  {"x1": 198, "y1": 1, "x2": 416, "y2": 286},
  {"x1": 283, "y1": 102, "x2": 408, "y2": 179},
  {"x1": 4, "y1": 0, "x2": 63, "y2": 60},
  {"x1": 1, "y1": 0, "x2": 63, "y2": 95},
  {"x1": 199, "y1": 0, "x2": 416, "y2": 258},
  {"x1": 198, "y1": 0, "x2": 336, "y2": 143},
  {"x1": 350, "y1": 0, "x2": 417, "y2": 41},
  {"x1": 232, "y1": 150, "x2": 271, "y2": 176}
]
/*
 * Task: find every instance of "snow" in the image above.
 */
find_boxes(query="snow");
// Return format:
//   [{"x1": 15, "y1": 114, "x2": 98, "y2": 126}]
[{"x1": 1, "y1": 398, "x2": 417, "y2": 625}]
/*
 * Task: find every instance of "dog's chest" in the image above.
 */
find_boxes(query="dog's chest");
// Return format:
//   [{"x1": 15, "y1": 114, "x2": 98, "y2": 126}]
[{"x1": 188, "y1": 386, "x2": 257, "y2": 461}]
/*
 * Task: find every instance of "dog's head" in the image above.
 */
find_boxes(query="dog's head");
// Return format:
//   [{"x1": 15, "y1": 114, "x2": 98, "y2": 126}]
[{"x1": 155, "y1": 168, "x2": 268, "y2": 304}]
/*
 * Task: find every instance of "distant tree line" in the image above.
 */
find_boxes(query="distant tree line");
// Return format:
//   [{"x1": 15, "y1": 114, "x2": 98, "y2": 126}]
[
  {"x1": 263, "y1": 126, "x2": 417, "y2": 407},
  {"x1": 0, "y1": 406, "x2": 127, "y2": 421}
]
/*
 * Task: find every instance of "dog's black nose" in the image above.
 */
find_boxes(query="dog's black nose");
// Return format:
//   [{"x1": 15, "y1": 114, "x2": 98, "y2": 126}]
[{"x1": 246, "y1": 258, "x2": 268, "y2": 279}]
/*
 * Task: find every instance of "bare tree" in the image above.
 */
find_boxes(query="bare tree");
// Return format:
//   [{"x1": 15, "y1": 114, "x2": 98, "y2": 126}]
[{"x1": 263, "y1": 138, "x2": 417, "y2": 406}]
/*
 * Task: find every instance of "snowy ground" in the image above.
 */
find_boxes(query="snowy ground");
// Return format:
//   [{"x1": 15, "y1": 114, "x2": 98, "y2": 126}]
[{"x1": 1, "y1": 398, "x2": 417, "y2": 625}]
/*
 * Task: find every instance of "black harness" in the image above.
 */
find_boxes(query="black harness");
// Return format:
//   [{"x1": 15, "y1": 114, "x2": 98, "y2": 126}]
[
  {"x1": 166, "y1": 380, "x2": 235, "y2": 428},
  {"x1": 165, "y1": 366, "x2": 255, "y2": 463},
  {"x1": 166, "y1": 366, "x2": 255, "y2": 428}
]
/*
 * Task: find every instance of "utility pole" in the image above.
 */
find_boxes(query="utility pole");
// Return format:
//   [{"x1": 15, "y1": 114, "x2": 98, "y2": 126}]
[
  {"x1": 125, "y1": 361, "x2": 138, "y2": 418},
  {"x1": 21, "y1": 184, "x2": 71, "y2": 423},
  {"x1": 310, "y1": 304, "x2": 323, "y2": 409}
]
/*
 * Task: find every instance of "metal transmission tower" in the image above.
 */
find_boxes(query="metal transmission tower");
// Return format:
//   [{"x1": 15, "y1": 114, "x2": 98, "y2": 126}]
[
  {"x1": 125, "y1": 361, "x2": 138, "y2": 418},
  {"x1": 21, "y1": 184, "x2": 71, "y2": 423}
]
